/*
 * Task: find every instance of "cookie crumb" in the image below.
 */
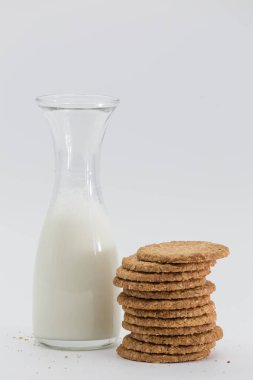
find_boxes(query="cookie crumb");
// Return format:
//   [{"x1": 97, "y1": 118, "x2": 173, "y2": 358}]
[{"x1": 227, "y1": 360, "x2": 230, "y2": 364}]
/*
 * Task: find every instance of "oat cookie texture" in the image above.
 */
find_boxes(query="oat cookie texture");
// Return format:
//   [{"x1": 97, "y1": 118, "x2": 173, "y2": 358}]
[{"x1": 114, "y1": 240, "x2": 229, "y2": 363}]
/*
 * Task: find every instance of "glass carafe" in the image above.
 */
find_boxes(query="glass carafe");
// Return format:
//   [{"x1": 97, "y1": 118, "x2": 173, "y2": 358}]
[{"x1": 33, "y1": 94, "x2": 120, "y2": 350}]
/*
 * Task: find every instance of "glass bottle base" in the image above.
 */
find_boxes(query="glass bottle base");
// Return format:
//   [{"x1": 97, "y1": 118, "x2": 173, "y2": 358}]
[{"x1": 36, "y1": 336, "x2": 118, "y2": 351}]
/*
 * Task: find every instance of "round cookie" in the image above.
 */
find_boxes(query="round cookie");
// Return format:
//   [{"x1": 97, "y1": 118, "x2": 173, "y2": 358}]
[
  {"x1": 117, "y1": 292, "x2": 211, "y2": 310},
  {"x1": 123, "y1": 334, "x2": 216, "y2": 355},
  {"x1": 116, "y1": 266, "x2": 211, "y2": 282},
  {"x1": 124, "y1": 311, "x2": 216, "y2": 328},
  {"x1": 113, "y1": 276, "x2": 207, "y2": 292},
  {"x1": 122, "y1": 254, "x2": 216, "y2": 273},
  {"x1": 132, "y1": 325, "x2": 223, "y2": 346},
  {"x1": 122, "y1": 320, "x2": 216, "y2": 336},
  {"x1": 123, "y1": 281, "x2": 215, "y2": 300},
  {"x1": 137, "y1": 241, "x2": 229, "y2": 263},
  {"x1": 123, "y1": 301, "x2": 215, "y2": 319},
  {"x1": 117, "y1": 345, "x2": 210, "y2": 363}
]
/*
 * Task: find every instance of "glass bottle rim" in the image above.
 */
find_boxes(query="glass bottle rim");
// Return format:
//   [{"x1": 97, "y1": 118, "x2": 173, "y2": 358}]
[{"x1": 36, "y1": 93, "x2": 120, "y2": 110}]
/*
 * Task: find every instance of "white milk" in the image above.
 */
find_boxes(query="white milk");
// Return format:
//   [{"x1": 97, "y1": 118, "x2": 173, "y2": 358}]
[{"x1": 33, "y1": 196, "x2": 120, "y2": 342}]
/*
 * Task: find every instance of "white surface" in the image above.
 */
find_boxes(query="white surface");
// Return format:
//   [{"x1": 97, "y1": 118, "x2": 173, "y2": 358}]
[
  {"x1": 0, "y1": 0, "x2": 253, "y2": 378},
  {"x1": 1, "y1": 327, "x2": 251, "y2": 380}
]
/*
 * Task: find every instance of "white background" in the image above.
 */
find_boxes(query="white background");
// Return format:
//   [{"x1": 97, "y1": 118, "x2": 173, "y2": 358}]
[{"x1": 0, "y1": 0, "x2": 253, "y2": 379}]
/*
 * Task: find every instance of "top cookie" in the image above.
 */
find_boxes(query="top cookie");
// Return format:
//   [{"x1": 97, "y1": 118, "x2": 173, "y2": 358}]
[
  {"x1": 122, "y1": 254, "x2": 215, "y2": 273},
  {"x1": 137, "y1": 241, "x2": 229, "y2": 263}
]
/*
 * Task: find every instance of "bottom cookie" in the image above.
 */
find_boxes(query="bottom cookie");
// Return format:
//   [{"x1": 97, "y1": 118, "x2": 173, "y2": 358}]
[
  {"x1": 122, "y1": 334, "x2": 216, "y2": 354},
  {"x1": 117, "y1": 344, "x2": 210, "y2": 363}
]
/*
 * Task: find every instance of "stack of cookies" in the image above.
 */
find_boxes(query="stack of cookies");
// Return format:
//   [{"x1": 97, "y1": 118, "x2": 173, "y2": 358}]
[{"x1": 113, "y1": 241, "x2": 229, "y2": 363}]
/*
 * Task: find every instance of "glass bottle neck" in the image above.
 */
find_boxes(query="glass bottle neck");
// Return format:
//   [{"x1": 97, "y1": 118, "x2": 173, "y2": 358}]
[
  {"x1": 42, "y1": 107, "x2": 114, "y2": 202},
  {"x1": 54, "y1": 153, "x2": 100, "y2": 199}
]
